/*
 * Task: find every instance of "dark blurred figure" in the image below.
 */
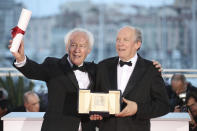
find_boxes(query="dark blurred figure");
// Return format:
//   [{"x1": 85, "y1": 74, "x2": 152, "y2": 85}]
[
  {"x1": 13, "y1": 91, "x2": 40, "y2": 112},
  {"x1": 186, "y1": 92, "x2": 197, "y2": 131},
  {"x1": 0, "y1": 88, "x2": 9, "y2": 131},
  {"x1": 38, "y1": 92, "x2": 48, "y2": 112},
  {"x1": 166, "y1": 74, "x2": 197, "y2": 112}
]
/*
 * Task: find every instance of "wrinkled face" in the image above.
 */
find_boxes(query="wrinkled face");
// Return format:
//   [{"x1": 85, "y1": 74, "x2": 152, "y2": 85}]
[
  {"x1": 116, "y1": 27, "x2": 141, "y2": 61},
  {"x1": 66, "y1": 32, "x2": 91, "y2": 66},
  {"x1": 187, "y1": 97, "x2": 197, "y2": 116},
  {"x1": 24, "y1": 95, "x2": 40, "y2": 112},
  {"x1": 171, "y1": 80, "x2": 186, "y2": 95}
]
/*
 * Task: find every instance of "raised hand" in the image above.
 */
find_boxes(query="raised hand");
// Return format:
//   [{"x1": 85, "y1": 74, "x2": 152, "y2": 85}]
[{"x1": 9, "y1": 40, "x2": 25, "y2": 63}]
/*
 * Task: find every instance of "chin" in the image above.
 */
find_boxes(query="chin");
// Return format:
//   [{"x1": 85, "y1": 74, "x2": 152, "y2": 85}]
[{"x1": 73, "y1": 61, "x2": 82, "y2": 66}]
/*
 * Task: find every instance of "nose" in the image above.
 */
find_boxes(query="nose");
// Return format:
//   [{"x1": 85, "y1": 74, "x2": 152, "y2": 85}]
[
  {"x1": 117, "y1": 40, "x2": 124, "y2": 46},
  {"x1": 74, "y1": 45, "x2": 81, "y2": 52}
]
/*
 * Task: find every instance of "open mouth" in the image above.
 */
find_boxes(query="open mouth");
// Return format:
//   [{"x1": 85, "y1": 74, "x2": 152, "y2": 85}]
[
  {"x1": 73, "y1": 54, "x2": 81, "y2": 58},
  {"x1": 118, "y1": 48, "x2": 126, "y2": 51}
]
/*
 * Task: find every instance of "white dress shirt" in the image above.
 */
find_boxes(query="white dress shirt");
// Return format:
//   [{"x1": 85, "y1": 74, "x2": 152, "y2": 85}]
[
  {"x1": 67, "y1": 57, "x2": 90, "y2": 131},
  {"x1": 117, "y1": 53, "x2": 138, "y2": 94},
  {"x1": 14, "y1": 56, "x2": 27, "y2": 67},
  {"x1": 67, "y1": 57, "x2": 90, "y2": 90}
]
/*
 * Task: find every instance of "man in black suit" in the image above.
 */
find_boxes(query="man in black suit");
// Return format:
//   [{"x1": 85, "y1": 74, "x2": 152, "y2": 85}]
[
  {"x1": 9, "y1": 28, "x2": 96, "y2": 131},
  {"x1": 91, "y1": 26, "x2": 170, "y2": 131}
]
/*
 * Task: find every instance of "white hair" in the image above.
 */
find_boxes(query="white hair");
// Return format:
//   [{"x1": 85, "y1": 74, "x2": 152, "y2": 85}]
[{"x1": 64, "y1": 28, "x2": 94, "y2": 49}]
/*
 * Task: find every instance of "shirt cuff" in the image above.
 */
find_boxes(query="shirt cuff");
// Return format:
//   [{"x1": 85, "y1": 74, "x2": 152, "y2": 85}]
[{"x1": 14, "y1": 56, "x2": 27, "y2": 67}]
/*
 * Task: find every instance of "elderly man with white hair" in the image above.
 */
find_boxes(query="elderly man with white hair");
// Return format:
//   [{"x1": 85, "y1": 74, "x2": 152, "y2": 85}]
[{"x1": 9, "y1": 28, "x2": 97, "y2": 131}]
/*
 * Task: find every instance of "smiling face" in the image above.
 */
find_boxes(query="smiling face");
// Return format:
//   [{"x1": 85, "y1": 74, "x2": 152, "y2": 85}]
[
  {"x1": 66, "y1": 32, "x2": 91, "y2": 66},
  {"x1": 116, "y1": 27, "x2": 141, "y2": 61}
]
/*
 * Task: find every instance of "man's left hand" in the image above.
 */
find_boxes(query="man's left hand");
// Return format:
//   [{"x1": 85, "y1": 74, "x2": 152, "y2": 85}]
[
  {"x1": 152, "y1": 60, "x2": 163, "y2": 72},
  {"x1": 115, "y1": 98, "x2": 138, "y2": 117}
]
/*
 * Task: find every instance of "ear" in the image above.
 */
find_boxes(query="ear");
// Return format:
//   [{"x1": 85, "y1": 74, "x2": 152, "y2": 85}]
[
  {"x1": 24, "y1": 103, "x2": 28, "y2": 108},
  {"x1": 136, "y1": 41, "x2": 141, "y2": 50},
  {"x1": 66, "y1": 44, "x2": 69, "y2": 53},
  {"x1": 87, "y1": 48, "x2": 91, "y2": 54}
]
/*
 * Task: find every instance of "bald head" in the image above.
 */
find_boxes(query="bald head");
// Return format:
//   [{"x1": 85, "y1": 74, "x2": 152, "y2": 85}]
[{"x1": 171, "y1": 74, "x2": 187, "y2": 95}]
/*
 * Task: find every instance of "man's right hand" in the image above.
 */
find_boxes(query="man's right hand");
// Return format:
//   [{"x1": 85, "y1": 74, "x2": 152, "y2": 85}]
[
  {"x1": 90, "y1": 114, "x2": 103, "y2": 120},
  {"x1": 8, "y1": 40, "x2": 25, "y2": 63}
]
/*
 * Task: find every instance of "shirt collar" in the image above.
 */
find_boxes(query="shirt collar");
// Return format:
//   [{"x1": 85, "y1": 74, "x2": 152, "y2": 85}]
[{"x1": 119, "y1": 53, "x2": 138, "y2": 65}]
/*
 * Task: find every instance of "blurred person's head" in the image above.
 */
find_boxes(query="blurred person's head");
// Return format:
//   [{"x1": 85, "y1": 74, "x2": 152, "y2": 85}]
[
  {"x1": 0, "y1": 88, "x2": 8, "y2": 101},
  {"x1": 116, "y1": 26, "x2": 142, "y2": 61},
  {"x1": 186, "y1": 92, "x2": 197, "y2": 116},
  {"x1": 171, "y1": 74, "x2": 187, "y2": 95},
  {"x1": 24, "y1": 91, "x2": 40, "y2": 112},
  {"x1": 64, "y1": 28, "x2": 94, "y2": 66}
]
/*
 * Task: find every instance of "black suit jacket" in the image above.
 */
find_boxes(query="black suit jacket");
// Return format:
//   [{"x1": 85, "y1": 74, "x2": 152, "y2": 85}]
[
  {"x1": 14, "y1": 54, "x2": 96, "y2": 131},
  {"x1": 95, "y1": 55, "x2": 170, "y2": 131}
]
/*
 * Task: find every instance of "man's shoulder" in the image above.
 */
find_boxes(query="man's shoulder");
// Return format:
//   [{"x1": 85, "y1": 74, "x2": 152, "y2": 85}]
[
  {"x1": 138, "y1": 56, "x2": 161, "y2": 74},
  {"x1": 138, "y1": 56, "x2": 154, "y2": 67},
  {"x1": 98, "y1": 56, "x2": 118, "y2": 65},
  {"x1": 84, "y1": 61, "x2": 97, "y2": 69},
  {"x1": 45, "y1": 57, "x2": 60, "y2": 62},
  {"x1": 84, "y1": 61, "x2": 97, "y2": 66}
]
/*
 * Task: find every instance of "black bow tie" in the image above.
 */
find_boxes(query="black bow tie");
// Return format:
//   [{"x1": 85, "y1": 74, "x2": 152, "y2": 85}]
[
  {"x1": 72, "y1": 65, "x2": 86, "y2": 72},
  {"x1": 119, "y1": 60, "x2": 132, "y2": 67}
]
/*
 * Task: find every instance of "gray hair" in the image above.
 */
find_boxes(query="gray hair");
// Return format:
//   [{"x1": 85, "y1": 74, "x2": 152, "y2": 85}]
[
  {"x1": 64, "y1": 28, "x2": 94, "y2": 49},
  {"x1": 134, "y1": 28, "x2": 142, "y2": 43},
  {"x1": 24, "y1": 91, "x2": 39, "y2": 104}
]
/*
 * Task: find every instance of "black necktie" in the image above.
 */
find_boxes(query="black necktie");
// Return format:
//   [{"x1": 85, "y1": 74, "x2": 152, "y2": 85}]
[
  {"x1": 72, "y1": 65, "x2": 86, "y2": 72},
  {"x1": 119, "y1": 60, "x2": 132, "y2": 67}
]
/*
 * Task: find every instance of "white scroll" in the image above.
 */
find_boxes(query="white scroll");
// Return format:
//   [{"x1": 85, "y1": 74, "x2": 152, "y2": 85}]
[{"x1": 10, "y1": 8, "x2": 32, "y2": 53}]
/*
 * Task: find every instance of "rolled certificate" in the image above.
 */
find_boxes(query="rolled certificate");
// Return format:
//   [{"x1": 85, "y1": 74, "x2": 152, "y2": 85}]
[{"x1": 10, "y1": 8, "x2": 32, "y2": 52}]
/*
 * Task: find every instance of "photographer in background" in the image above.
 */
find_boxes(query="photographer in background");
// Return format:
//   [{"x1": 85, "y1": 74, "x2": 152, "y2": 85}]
[
  {"x1": 166, "y1": 74, "x2": 197, "y2": 112},
  {"x1": 186, "y1": 92, "x2": 197, "y2": 131}
]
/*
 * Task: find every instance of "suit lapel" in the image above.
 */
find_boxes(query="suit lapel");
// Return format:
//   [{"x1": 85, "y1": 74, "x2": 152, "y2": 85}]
[
  {"x1": 109, "y1": 57, "x2": 119, "y2": 90},
  {"x1": 84, "y1": 62, "x2": 94, "y2": 91},
  {"x1": 59, "y1": 54, "x2": 79, "y2": 89},
  {"x1": 122, "y1": 55, "x2": 147, "y2": 97}
]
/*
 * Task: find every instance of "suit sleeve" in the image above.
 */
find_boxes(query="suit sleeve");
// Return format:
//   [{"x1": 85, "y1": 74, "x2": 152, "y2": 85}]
[
  {"x1": 13, "y1": 57, "x2": 50, "y2": 82},
  {"x1": 135, "y1": 67, "x2": 170, "y2": 119}
]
